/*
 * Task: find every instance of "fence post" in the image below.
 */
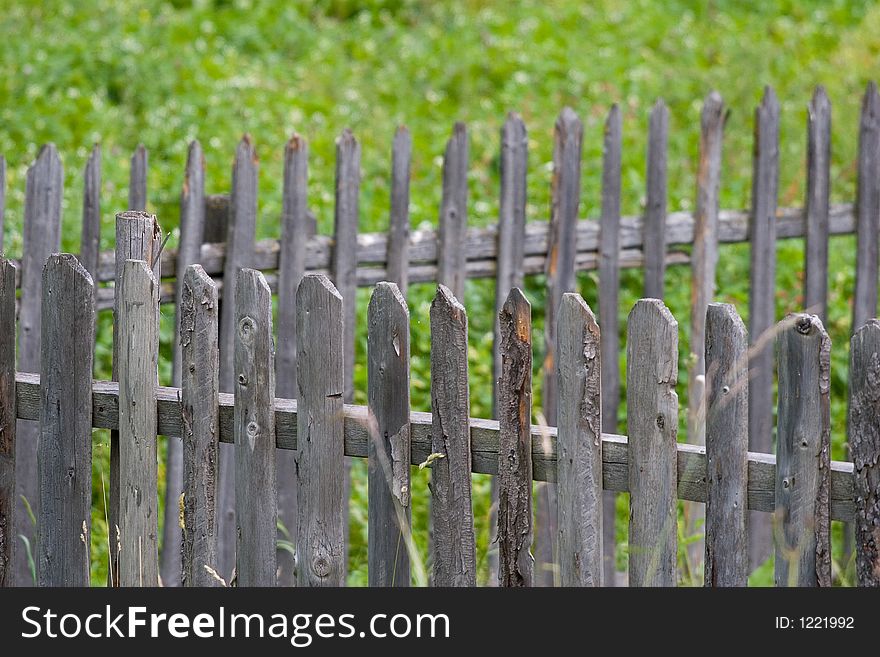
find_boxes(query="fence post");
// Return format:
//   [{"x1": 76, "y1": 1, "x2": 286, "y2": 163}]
[
  {"x1": 129, "y1": 144, "x2": 147, "y2": 211},
  {"x1": 15, "y1": 143, "x2": 63, "y2": 586},
  {"x1": 643, "y1": 99, "x2": 669, "y2": 299},
  {"x1": 367, "y1": 282, "x2": 411, "y2": 587},
  {"x1": 234, "y1": 269, "x2": 277, "y2": 586},
  {"x1": 704, "y1": 303, "x2": 748, "y2": 587},
  {"x1": 538, "y1": 107, "x2": 583, "y2": 587},
  {"x1": 37, "y1": 254, "x2": 95, "y2": 586},
  {"x1": 627, "y1": 299, "x2": 678, "y2": 587},
  {"x1": 556, "y1": 293, "x2": 602, "y2": 587},
  {"x1": 276, "y1": 133, "x2": 309, "y2": 586},
  {"x1": 386, "y1": 126, "x2": 412, "y2": 294},
  {"x1": 804, "y1": 86, "x2": 831, "y2": 321},
  {"x1": 80, "y1": 144, "x2": 102, "y2": 283},
  {"x1": 296, "y1": 274, "x2": 346, "y2": 586},
  {"x1": 180, "y1": 265, "x2": 220, "y2": 587},
  {"x1": 117, "y1": 259, "x2": 160, "y2": 587},
  {"x1": 430, "y1": 284, "x2": 476, "y2": 586},
  {"x1": 0, "y1": 258, "x2": 16, "y2": 587},
  {"x1": 774, "y1": 314, "x2": 831, "y2": 587},
  {"x1": 437, "y1": 123, "x2": 468, "y2": 301},
  {"x1": 848, "y1": 319, "x2": 880, "y2": 587},
  {"x1": 217, "y1": 135, "x2": 258, "y2": 581}
]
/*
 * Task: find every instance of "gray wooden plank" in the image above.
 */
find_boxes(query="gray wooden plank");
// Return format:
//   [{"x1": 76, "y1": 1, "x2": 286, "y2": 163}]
[
  {"x1": 129, "y1": 144, "x2": 147, "y2": 211},
  {"x1": 367, "y1": 282, "x2": 412, "y2": 587},
  {"x1": 538, "y1": 107, "x2": 583, "y2": 587},
  {"x1": 556, "y1": 293, "x2": 602, "y2": 587},
  {"x1": 79, "y1": 145, "x2": 102, "y2": 283},
  {"x1": 203, "y1": 194, "x2": 229, "y2": 244},
  {"x1": 774, "y1": 313, "x2": 831, "y2": 587},
  {"x1": 179, "y1": 264, "x2": 220, "y2": 587},
  {"x1": 627, "y1": 298, "x2": 679, "y2": 587},
  {"x1": 386, "y1": 126, "x2": 412, "y2": 294},
  {"x1": 430, "y1": 284, "x2": 476, "y2": 586},
  {"x1": 296, "y1": 274, "x2": 346, "y2": 586},
  {"x1": 15, "y1": 143, "x2": 63, "y2": 586},
  {"x1": 804, "y1": 86, "x2": 832, "y2": 321},
  {"x1": 748, "y1": 87, "x2": 780, "y2": 572},
  {"x1": 217, "y1": 135, "x2": 259, "y2": 581},
  {"x1": 233, "y1": 268, "x2": 277, "y2": 586},
  {"x1": 37, "y1": 254, "x2": 94, "y2": 587},
  {"x1": 0, "y1": 156, "x2": 5, "y2": 252},
  {"x1": 276, "y1": 133, "x2": 309, "y2": 586},
  {"x1": 853, "y1": 82, "x2": 880, "y2": 334},
  {"x1": 163, "y1": 139, "x2": 206, "y2": 588},
  {"x1": 849, "y1": 319, "x2": 880, "y2": 587},
  {"x1": 437, "y1": 122, "x2": 469, "y2": 301},
  {"x1": 11, "y1": 371, "x2": 860, "y2": 520},
  {"x1": 704, "y1": 303, "x2": 749, "y2": 587},
  {"x1": 0, "y1": 258, "x2": 16, "y2": 587},
  {"x1": 117, "y1": 259, "x2": 160, "y2": 587},
  {"x1": 643, "y1": 99, "x2": 669, "y2": 299}
]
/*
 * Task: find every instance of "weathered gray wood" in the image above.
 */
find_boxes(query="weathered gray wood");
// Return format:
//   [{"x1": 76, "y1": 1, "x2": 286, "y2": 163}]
[
  {"x1": 853, "y1": 82, "x2": 880, "y2": 334},
  {"x1": 538, "y1": 107, "x2": 583, "y2": 587},
  {"x1": 217, "y1": 135, "x2": 259, "y2": 580},
  {"x1": 203, "y1": 194, "x2": 229, "y2": 244},
  {"x1": 129, "y1": 144, "x2": 147, "y2": 211},
  {"x1": 233, "y1": 269, "x2": 277, "y2": 587},
  {"x1": 804, "y1": 86, "x2": 832, "y2": 321},
  {"x1": 496, "y1": 288, "x2": 533, "y2": 587},
  {"x1": 556, "y1": 293, "x2": 602, "y2": 587},
  {"x1": 15, "y1": 143, "x2": 63, "y2": 585},
  {"x1": 386, "y1": 127, "x2": 412, "y2": 294},
  {"x1": 179, "y1": 265, "x2": 220, "y2": 588},
  {"x1": 11, "y1": 371, "x2": 860, "y2": 520},
  {"x1": 643, "y1": 99, "x2": 669, "y2": 299},
  {"x1": 0, "y1": 156, "x2": 5, "y2": 251},
  {"x1": 599, "y1": 105, "x2": 622, "y2": 586},
  {"x1": 110, "y1": 210, "x2": 161, "y2": 586},
  {"x1": 117, "y1": 260, "x2": 160, "y2": 587},
  {"x1": 332, "y1": 129, "x2": 360, "y2": 404},
  {"x1": 0, "y1": 258, "x2": 16, "y2": 587},
  {"x1": 627, "y1": 299, "x2": 679, "y2": 587},
  {"x1": 367, "y1": 282, "x2": 411, "y2": 587},
  {"x1": 276, "y1": 133, "x2": 309, "y2": 586},
  {"x1": 775, "y1": 314, "x2": 831, "y2": 587},
  {"x1": 163, "y1": 139, "x2": 206, "y2": 588},
  {"x1": 79, "y1": 145, "x2": 102, "y2": 283},
  {"x1": 37, "y1": 255, "x2": 94, "y2": 587},
  {"x1": 437, "y1": 123, "x2": 469, "y2": 301},
  {"x1": 296, "y1": 274, "x2": 346, "y2": 586},
  {"x1": 430, "y1": 285, "x2": 476, "y2": 587},
  {"x1": 704, "y1": 303, "x2": 748, "y2": 587},
  {"x1": 747, "y1": 87, "x2": 780, "y2": 572},
  {"x1": 849, "y1": 319, "x2": 880, "y2": 587}
]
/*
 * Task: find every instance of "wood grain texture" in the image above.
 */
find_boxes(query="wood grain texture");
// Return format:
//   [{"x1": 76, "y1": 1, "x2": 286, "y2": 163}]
[
  {"x1": 643, "y1": 99, "x2": 669, "y2": 299},
  {"x1": 128, "y1": 144, "x2": 147, "y2": 211},
  {"x1": 804, "y1": 86, "x2": 832, "y2": 322},
  {"x1": 15, "y1": 143, "x2": 63, "y2": 585},
  {"x1": 704, "y1": 303, "x2": 748, "y2": 587},
  {"x1": 627, "y1": 299, "x2": 678, "y2": 587},
  {"x1": 37, "y1": 255, "x2": 94, "y2": 587},
  {"x1": 234, "y1": 269, "x2": 277, "y2": 586},
  {"x1": 430, "y1": 285, "x2": 476, "y2": 587},
  {"x1": 79, "y1": 145, "x2": 102, "y2": 283},
  {"x1": 367, "y1": 282, "x2": 411, "y2": 587},
  {"x1": 295, "y1": 275, "x2": 346, "y2": 586},
  {"x1": 747, "y1": 87, "x2": 780, "y2": 571},
  {"x1": 853, "y1": 82, "x2": 880, "y2": 334},
  {"x1": 847, "y1": 319, "x2": 880, "y2": 587},
  {"x1": 437, "y1": 123, "x2": 469, "y2": 301},
  {"x1": 0, "y1": 258, "x2": 16, "y2": 587},
  {"x1": 774, "y1": 314, "x2": 831, "y2": 587},
  {"x1": 276, "y1": 133, "x2": 309, "y2": 586},
  {"x1": 386, "y1": 127, "x2": 412, "y2": 294},
  {"x1": 217, "y1": 135, "x2": 258, "y2": 580},
  {"x1": 180, "y1": 265, "x2": 220, "y2": 587},
  {"x1": 556, "y1": 293, "x2": 602, "y2": 587},
  {"x1": 117, "y1": 260, "x2": 160, "y2": 587}
]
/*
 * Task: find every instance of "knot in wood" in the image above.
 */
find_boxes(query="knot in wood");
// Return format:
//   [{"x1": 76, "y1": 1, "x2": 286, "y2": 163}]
[
  {"x1": 655, "y1": 414, "x2": 665, "y2": 430},
  {"x1": 312, "y1": 553, "x2": 331, "y2": 578},
  {"x1": 795, "y1": 316, "x2": 813, "y2": 335},
  {"x1": 238, "y1": 316, "x2": 255, "y2": 340},
  {"x1": 238, "y1": 373, "x2": 248, "y2": 386}
]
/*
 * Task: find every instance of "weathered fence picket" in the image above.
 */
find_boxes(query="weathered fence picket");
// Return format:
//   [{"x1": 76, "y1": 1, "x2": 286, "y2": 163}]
[
  {"x1": 0, "y1": 258, "x2": 16, "y2": 588},
  {"x1": 80, "y1": 144, "x2": 102, "y2": 283},
  {"x1": 437, "y1": 123, "x2": 468, "y2": 301},
  {"x1": 0, "y1": 156, "x2": 5, "y2": 251},
  {"x1": 386, "y1": 126, "x2": 412, "y2": 294},
  {"x1": 643, "y1": 99, "x2": 669, "y2": 299},
  {"x1": 804, "y1": 86, "x2": 831, "y2": 322},
  {"x1": 129, "y1": 144, "x2": 148, "y2": 211}
]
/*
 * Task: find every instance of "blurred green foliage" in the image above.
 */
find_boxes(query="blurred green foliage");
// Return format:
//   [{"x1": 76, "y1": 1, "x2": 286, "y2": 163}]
[{"x1": 1, "y1": 0, "x2": 878, "y2": 585}]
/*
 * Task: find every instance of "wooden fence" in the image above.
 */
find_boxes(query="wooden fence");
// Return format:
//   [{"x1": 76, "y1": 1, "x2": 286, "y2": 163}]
[{"x1": 0, "y1": 83, "x2": 879, "y2": 587}]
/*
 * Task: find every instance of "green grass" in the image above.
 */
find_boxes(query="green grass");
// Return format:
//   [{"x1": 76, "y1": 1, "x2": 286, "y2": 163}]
[{"x1": 2, "y1": 0, "x2": 878, "y2": 585}]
